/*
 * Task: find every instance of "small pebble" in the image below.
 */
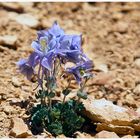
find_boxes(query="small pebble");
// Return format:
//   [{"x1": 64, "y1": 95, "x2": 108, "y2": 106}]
[{"x1": 12, "y1": 77, "x2": 21, "y2": 87}]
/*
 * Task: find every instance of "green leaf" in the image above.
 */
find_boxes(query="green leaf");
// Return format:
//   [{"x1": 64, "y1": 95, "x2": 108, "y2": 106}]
[
  {"x1": 48, "y1": 77, "x2": 57, "y2": 90},
  {"x1": 77, "y1": 91, "x2": 87, "y2": 100},
  {"x1": 35, "y1": 90, "x2": 48, "y2": 99},
  {"x1": 49, "y1": 107, "x2": 61, "y2": 121},
  {"x1": 62, "y1": 89, "x2": 71, "y2": 96},
  {"x1": 49, "y1": 91, "x2": 55, "y2": 98},
  {"x1": 47, "y1": 121, "x2": 63, "y2": 136},
  {"x1": 30, "y1": 104, "x2": 49, "y2": 129}
]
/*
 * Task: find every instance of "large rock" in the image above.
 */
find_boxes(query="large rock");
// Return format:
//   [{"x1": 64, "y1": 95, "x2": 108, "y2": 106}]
[
  {"x1": 0, "y1": 35, "x2": 18, "y2": 49},
  {"x1": 83, "y1": 98, "x2": 140, "y2": 135},
  {"x1": 0, "y1": 3, "x2": 24, "y2": 13},
  {"x1": 12, "y1": 14, "x2": 40, "y2": 28},
  {"x1": 96, "y1": 123, "x2": 134, "y2": 135},
  {"x1": 10, "y1": 117, "x2": 31, "y2": 138},
  {"x1": 95, "y1": 130, "x2": 119, "y2": 138},
  {"x1": 122, "y1": 135, "x2": 138, "y2": 138}
]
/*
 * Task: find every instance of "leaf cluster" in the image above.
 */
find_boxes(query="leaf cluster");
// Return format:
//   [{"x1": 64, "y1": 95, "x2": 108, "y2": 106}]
[
  {"x1": 35, "y1": 90, "x2": 55, "y2": 99},
  {"x1": 30, "y1": 99, "x2": 85, "y2": 137}
]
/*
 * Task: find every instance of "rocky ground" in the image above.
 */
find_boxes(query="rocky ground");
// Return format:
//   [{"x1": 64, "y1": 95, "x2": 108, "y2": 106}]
[{"x1": 0, "y1": 2, "x2": 140, "y2": 138}]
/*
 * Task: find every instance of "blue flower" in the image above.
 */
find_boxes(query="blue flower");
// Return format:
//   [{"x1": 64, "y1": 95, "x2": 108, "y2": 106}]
[
  {"x1": 17, "y1": 59, "x2": 34, "y2": 80},
  {"x1": 17, "y1": 52, "x2": 39, "y2": 80},
  {"x1": 17, "y1": 21, "x2": 93, "y2": 88},
  {"x1": 59, "y1": 35, "x2": 82, "y2": 51},
  {"x1": 48, "y1": 21, "x2": 65, "y2": 38},
  {"x1": 37, "y1": 21, "x2": 64, "y2": 45},
  {"x1": 31, "y1": 22, "x2": 65, "y2": 71},
  {"x1": 66, "y1": 60, "x2": 93, "y2": 84},
  {"x1": 31, "y1": 22, "x2": 83, "y2": 71},
  {"x1": 55, "y1": 34, "x2": 83, "y2": 64}
]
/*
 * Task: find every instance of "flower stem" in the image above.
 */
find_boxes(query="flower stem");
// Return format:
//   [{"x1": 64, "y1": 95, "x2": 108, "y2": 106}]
[
  {"x1": 63, "y1": 95, "x2": 66, "y2": 103},
  {"x1": 49, "y1": 97, "x2": 52, "y2": 110}
]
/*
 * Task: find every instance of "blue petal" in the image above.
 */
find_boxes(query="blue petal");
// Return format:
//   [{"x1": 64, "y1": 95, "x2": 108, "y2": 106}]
[
  {"x1": 27, "y1": 52, "x2": 40, "y2": 67},
  {"x1": 66, "y1": 50, "x2": 82, "y2": 63},
  {"x1": 17, "y1": 59, "x2": 27, "y2": 66},
  {"x1": 48, "y1": 21, "x2": 64, "y2": 37},
  {"x1": 31, "y1": 41, "x2": 43, "y2": 56},
  {"x1": 71, "y1": 35, "x2": 82, "y2": 50},
  {"x1": 41, "y1": 52, "x2": 54, "y2": 71},
  {"x1": 17, "y1": 59, "x2": 34, "y2": 80},
  {"x1": 48, "y1": 39, "x2": 57, "y2": 51}
]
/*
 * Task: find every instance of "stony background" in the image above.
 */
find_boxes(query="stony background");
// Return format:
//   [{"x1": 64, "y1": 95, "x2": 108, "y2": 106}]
[{"x1": 0, "y1": 2, "x2": 140, "y2": 138}]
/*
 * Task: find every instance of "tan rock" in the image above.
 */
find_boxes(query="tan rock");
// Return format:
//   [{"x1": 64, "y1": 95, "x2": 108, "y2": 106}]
[
  {"x1": 57, "y1": 134, "x2": 66, "y2": 138},
  {"x1": 39, "y1": 131, "x2": 53, "y2": 138},
  {"x1": 113, "y1": 21, "x2": 128, "y2": 33},
  {"x1": 136, "y1": 107, "x2": 140, "y2": 116},
  {"x1": 134, "y1": 84, "x2": 140, "y2": 95},
  {"x1": 83, "y1": 98, "x2": 130, "y2": 124},
  {"x1": 94, "y1": 58, "x2": 108, "y2": 72},
  {"x1": 0, "y1": 35, "x2": 18, "y2": 48},
  {"x1": 98, "y1": 64, "x2": 108, "y2": 73},
  {"x1": 89, "y1": 72, "x2": 114, "y2": 86},
  {"x1": 124, "y1": 94, "x2": 136, "y2": 107},
  {"x1": 83, "y1": 98, "x2": 140, "y2": 134},
  {"x1": 10, "y1": 117, "x2": 31, "y2": 138},
  {"x1": 95, "y1": 130, "x2": 119, "y2": 138},
  {"x1": 122, "y1": 135, "x2": 138, "y2": 138},
  {"x1": 3, "y1": 105, "x2": 15, "y2": 115},
  {"x1": 133, "y1": 123, "x2": 140, "y2": 132},
  {"x1": 12, "y1": 77, "x2": 21, "y2": 87},
  {"x1": 112, "y1": 13, "x2": 123, "y2": 20},
  {"x1": 13, "y1": 14, "x2": 39, "y2": 28},
  {"x1": 74, "y1": 131, "x2": 92, "y2": 138},
  {"x1": 96, "y1": 123, "x2": 134, "y2": 135},
  {"x1": 0, "y1": 3, "x2": 24, "y2": 13},
  {"x1": 0, "y1": 112, "x2": 6, "y2": 122},
  {"x1": 134, "y1": 58, "x2": 140, "y2": 69}
]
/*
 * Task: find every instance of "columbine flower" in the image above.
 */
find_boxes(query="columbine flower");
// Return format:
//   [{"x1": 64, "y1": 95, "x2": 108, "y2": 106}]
[
  {"x1": 17, "y1": 21, "x2": 93, "y2": 90},
  {"x1": 56, "y1": 35, "x2": 83, "y2": 64},
  {"x1": 17, "y1": 22, "x2": 65, "y2": 86},
  {"x1": 17, "y1": 52, "x2": 39, "y2": 80},
  {"x1": 17, "y1": 59, "x2": 33, "y2": 80},
  {"x1": 31, "y1": 21, "x2": 65, "y2": 71},
  {"x1": 31, "y1": 22, "x2": 83, "y2": 70},
  {"x1": 66, "y1": 60, "x2": 93, "y2": 84},
  {"x1": 37, "y1": 21, "x2": 65, "y2": 43}
]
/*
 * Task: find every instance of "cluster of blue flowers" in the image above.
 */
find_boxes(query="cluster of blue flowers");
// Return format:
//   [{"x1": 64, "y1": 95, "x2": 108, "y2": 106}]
[{"x1": 17, "y1": 21, "x2": 93, "y2": 88}]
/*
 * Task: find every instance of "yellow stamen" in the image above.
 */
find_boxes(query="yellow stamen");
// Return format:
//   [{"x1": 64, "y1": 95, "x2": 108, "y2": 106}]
[
  {"x1": 79, "y1": 69, "x2": 85, "y2": 76},
  {"x1": 40, "y1": 38, "x2": 47, "y2": 52}
]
